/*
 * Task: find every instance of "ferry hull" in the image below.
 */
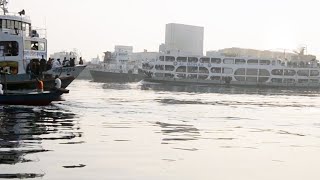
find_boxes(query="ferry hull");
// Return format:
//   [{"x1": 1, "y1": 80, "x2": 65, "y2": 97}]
[{"x1": 90, "y1": 70, "x2": 143, "y2": 83}]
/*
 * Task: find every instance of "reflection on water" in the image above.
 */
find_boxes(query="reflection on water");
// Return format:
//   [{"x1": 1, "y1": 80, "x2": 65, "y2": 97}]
[{"x1": 0, "y1": 105, "x2": 80, "y2": 178}]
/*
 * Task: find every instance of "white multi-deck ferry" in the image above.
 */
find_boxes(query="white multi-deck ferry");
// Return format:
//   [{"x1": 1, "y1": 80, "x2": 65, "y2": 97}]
[
  {"x1": 0, "y1": 1, "x2": 85, "y2": 90},
  {"x1": 143, "y1": 50, "x2": 320, "y2": 88}
]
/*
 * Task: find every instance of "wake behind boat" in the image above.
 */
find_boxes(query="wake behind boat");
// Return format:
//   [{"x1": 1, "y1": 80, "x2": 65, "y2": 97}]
[{"x1": 0, "y1": 1, "x2": 86, "y2": 90}]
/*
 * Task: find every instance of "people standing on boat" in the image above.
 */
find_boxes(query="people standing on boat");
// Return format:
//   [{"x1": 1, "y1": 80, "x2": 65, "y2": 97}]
[
  {"x1": 36, "y1": 78, "x2": 44, "y2": 93},
  {"x1": 40, "y1": 55, "x2": 47, "y2": 76},
  {"x1": 70, "y1": 58, "x2": 75, "y2": 67},
  {"x1": 79, "y1": 57, "x2": 84, "y2": 65},
  {"x1": 54, "y1": 75, "x2": 62, "y2": 89},
  {"x1": 0, "y1": 84, "x2": 3, "y2": 95},
  {"x1": 46, "y1": 58, "x2": 53, "y2": 70},
  {"x1": 52, "y1": 59, "x2": 62, "y2": 68}
]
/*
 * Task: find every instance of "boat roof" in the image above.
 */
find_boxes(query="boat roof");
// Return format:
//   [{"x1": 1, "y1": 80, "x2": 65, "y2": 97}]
[{"x1": 0, "y1": 14, "x2": 31, "y2": 24}]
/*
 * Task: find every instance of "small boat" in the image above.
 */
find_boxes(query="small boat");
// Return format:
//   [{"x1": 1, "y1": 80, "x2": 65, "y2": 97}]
[{"x1": 0, "y1": 88, "x2": 69, "y2": 106}]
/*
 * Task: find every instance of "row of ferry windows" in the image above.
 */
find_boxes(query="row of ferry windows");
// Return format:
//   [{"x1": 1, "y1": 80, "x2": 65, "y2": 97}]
[
  {"x1": 0, "y1": 40, "x2": 45, "y2": 57},
  {"x1": 159, "y1": 56, "x2": 274, "y2": 65},
  {"x1": 0, "y1": 19, "x2": 30, "y2": 31}
]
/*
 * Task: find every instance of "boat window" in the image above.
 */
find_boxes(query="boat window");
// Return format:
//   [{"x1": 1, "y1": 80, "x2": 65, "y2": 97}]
[
  {"x1": 271, "y1": 69, "x2": 283, "y2": 76},
  {"x1": 176, "y1": 66, "x2": 187, "y2": 72},
  {"x1": 211, "y1": 58, "x2": 221, "y2": 64},
  {"x1": 177, "y1": 57, "x2": 187, "y2": 62},
  {"x1": 235, "y1": 76, "x2": 246, "y2": 81},
  {"x1": 155, "y1": 65, "x2": 164, "y2": 70},
  {"x1": 187, "y1": 66, "x2": 198, "y2": 73},
  {"x1": 234, "y1": 68, "x2": 245, "y2": 75},
  {"x1": 259, "y1": 69, "x2": 270, "y2": 76},
  {"x1": 310, "y1": 79, "x2": 319, "y2": 83},
  {"x1": 165, "y1": 73, "x2": 174, "y2": 78},
  {"x1": 246, "y1": 77, "x2": 257, "y2": 82},
  {"x1": 210, "y1": 76, "x2": 221, "y2": 81},
  {"x1": 297, "y1": 70, "x2": 309, "y2": 77},
  {"x1": 199, "y1": 67, "x2": 209, "y2": 74},
  {"x1": 177, "y1": 74, "x2": 186, "y2": 79},
  {"x1": 159, "y1": 56, "x2": 164, "y2": 61},
  {"x1": 310, "y1": 70, "x2": 319, "y2": 77},
  {"x1": 246, "y1": 68, "x2": 258, "y2": 76},
  {"x1": 258, "y1": 77, "x2": 269, "y2": 83},
  {"x1": 223, "y1": 58, "x2": 234, "y2": 64},
  {"x1": 247, "y1": 59, "x2": 259, "y2": 65},
  {"x1": 271, "y1": 78, "x2": 283, "y2": 83},
  {"x1": 0, "y1": 41, "x2": 19, "y2": 56},
  {"x1": 235, "y1": 59, "x2": 246, "y2": 64},
  {"x1": 165, "y1": 56, "x2": 175, "y2": 62},
  {"x1": 0, "y1": 61, "x2": 19, "y2": 75},
  {"x1": 165, "y1": 65, "x2": 175, "y2": 71},
  {"x1": 298, "y1": 79, "x2": 308, "y2": 83},
  {"x1": 284, "y1": 69, "x2": 296, "y2": 76},
  {"x1": 187, "y1": 74, "x2": 198, "y2": 79},
  {"x1": 198, "y1": 75, "x2": 209, "y2": 80},
  {"x1": 222, "y1": 68, "x2": 233, "y2": 74},
  {"x1": 155, "y1": 73, "x2": 165, "y2": 78},
  {"x1": 188, "y1": 57, "x2": 198, "y2": 63},
  {"x1": 260, "y1": 60, "x2": 271, "y2": 65},
  {"x1": 211, "y1": 67, "x2": 222, "y2": 73},
  {"x1": 200, "y1": 57, "x2": 210, "y2": 63},
  {"x1": 283, "y1": 79, "x2": 295, "y2": 83}
]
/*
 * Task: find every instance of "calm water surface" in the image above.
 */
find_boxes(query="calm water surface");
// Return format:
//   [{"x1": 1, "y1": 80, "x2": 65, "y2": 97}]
[{"x1": 1, "y1": 80, "x2": 320, "y2": 180}]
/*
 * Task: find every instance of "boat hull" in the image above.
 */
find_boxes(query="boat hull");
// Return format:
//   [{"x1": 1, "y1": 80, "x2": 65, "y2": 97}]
[
  {"x1": 0, "y1": 90, "x2": 67, "y2": 106},
  {"x1": 1, "y1": 66, "x2": 86, "y2": 90},
  {"x1": 90, "y1": 70, "x2": 143, "y2": 83}
]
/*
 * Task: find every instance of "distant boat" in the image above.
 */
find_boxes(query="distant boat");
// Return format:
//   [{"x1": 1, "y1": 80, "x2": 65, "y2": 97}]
[{"x1": 0, "y1": 88, "x2": 69, "y2": 106}]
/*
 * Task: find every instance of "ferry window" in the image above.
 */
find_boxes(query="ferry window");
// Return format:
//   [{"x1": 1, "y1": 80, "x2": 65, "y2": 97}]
[
  {"x1": 297, "y1": 70, "x2": 309, "y2": 77},
  {"x1": 284, "y1": 69, "x2": 296, "y2": 76},
  {"x1": 155, "y1": 65, "x2": 164, "y2": 70},
  {"x1": 38, "y1": 42, "x2": 46, "y2": 51},
  {"x1": 0, "y1": 19, "x2": 2, "y2": 29},
  {"x1": 165, "y1": 73, "x2": 174, "y2": 78},
  {"x1": 0, "y1": 41, "x2": 19, "y2": 56},
  {"x1": 188, "y1": 57, "x2": 198, "y2": 63},
  {"x1": 246, "y1": 69, "x2": 258, "y2": 76},
  {"x1": 187, "y1": 66, "x2": 198, "y2": 73},
  {"x1": 298, "y1": 79, "x2": 308, "y2": 83},
  {"x1": 271, "y1": 69, "x2": 283, "y2": 76},
  {"x1": 222, "y1": 68, "x2": 233, "y2": 74},
  {"x1": 310, "y1": 79, "x2": 319, "y2": 83},
  {"x1": 259, "y1": 69, "x2": 270, "y2": 76},
  {"x1": 310, "y1": 70, "x2": 319, "y2": 77},
  {"x1": 165, "y1": 65, "x2": 175, "y2": 71},
  {"x1": 210, "y1": 76, "x2": 221, "y2": 81},
  {"x1": 199, "y1": 75, "x2": 209, "y2": 80},
  {"x1": 246, "y1": 77, "x2": 258, "y2": 82},
  {"x1": 200, "y1": 58, "x2": 210, "y2": 63},
  {"x1": 258, "y1": 77, "x2": 269, "y2": 83},
  {"x1": 187, "y1": 74, "x2": 197, "y2": 79},
  {"x1": 283, "y1": 79, "x2": 295, "y2": 83},
  {"x1": 177, "y1": 57, "x2": 187, "y2": 62},
  {"x1": 260, "y1": 60, "x2": 271, "y2": 65},
  {"x1": 235, "y1": 76, "x2": 245, "y2": 82},
  {"x1": 235, "y1": 59, "x2": 246, "y2": 64},
  {"x1": 0, "y1": 61, "x2": 19, "y2": 75},
  {"x1": 211, "y1": 67, "x2": 222, "y2": 73},
  {"x1": 177, "y1": 74, "x2": 186, "y2": 79},
  {"x1": 176, "y1": 66, "x2": 187, "y2": 72},
  {"x1": 159, "y1": 56, "x2": 164, "y2": 61},
  {"x1": 155, "y1": 73, "x2": 165, "y2": 78},
  {"x1": 10, "y1": 20, "x2": 14, "y2": 29},
  {"x1": 211, "y1": 58, "x2": 222, "y2": 64},
  {"x1": 271, "y1": 78, "x2": 283, "y2": 83},
  {"x1": 234, "y1": 68, "x2": 245, "y2": 75},
  {"x1": 22, "y1": 23, "x2": 26, "y2": 31},
  {"x1": 247, "y1": 59, "x2": 259, "y2": 65},
  {"x1": 165, "y1": 56, "x2": 175, "y2": 62},
  {"x1": 199, "y1": 67, "x2": 209, "y2": 74},
  {"x1": 223, "y1": 58, "x2": 234, "y2": 64}
]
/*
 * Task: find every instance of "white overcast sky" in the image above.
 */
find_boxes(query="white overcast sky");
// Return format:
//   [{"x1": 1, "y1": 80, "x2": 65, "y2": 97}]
[{"x1": 8, "y1": 0, "x2": 320, "y2": 59}]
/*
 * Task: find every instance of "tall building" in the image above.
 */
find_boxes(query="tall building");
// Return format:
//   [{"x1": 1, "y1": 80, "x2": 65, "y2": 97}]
[{"x1": 160, "y1": 23, "x2": 204, "y2": 56}]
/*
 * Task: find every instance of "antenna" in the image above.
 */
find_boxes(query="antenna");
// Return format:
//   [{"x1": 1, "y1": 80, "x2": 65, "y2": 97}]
[{"x1": 0, "y1": 0, "x2": 8, "y2": 15}]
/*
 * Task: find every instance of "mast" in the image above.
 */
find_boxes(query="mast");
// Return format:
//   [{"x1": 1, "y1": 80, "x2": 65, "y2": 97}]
[{"x1": 0, "y1": 0, "x2": 8, "y2": 15}]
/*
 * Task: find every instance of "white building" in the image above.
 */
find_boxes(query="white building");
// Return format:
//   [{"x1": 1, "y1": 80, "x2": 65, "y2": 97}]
[{"x1": 160, "y1": 23, "x2": 204, "y2": 56}]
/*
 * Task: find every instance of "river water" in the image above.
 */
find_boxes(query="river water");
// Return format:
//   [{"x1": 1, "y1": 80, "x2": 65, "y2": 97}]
[{"x1": 0, "y1": 80, "x2": 320, "y2": 180}]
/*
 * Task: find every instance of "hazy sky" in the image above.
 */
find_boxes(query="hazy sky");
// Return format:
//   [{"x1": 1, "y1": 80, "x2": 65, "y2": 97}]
[{"x1": 7, "y1": 0, "x2": 320, "y2": 59}]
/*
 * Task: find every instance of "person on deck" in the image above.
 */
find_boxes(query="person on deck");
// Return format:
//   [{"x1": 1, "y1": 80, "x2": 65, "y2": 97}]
[
  {"x1": 54, "y1": 75, "x2": 62, "y2": 89},
  {"x1": 36, "y1": 78, "x2": 44, "y2": 93},
  {"x1": 79, "y1": 57, "x2": 84, "y2": 65}
]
